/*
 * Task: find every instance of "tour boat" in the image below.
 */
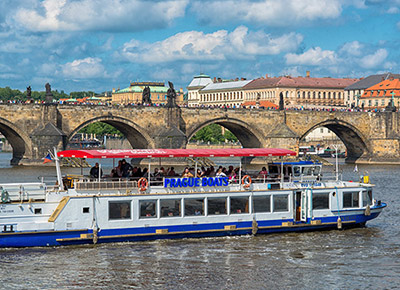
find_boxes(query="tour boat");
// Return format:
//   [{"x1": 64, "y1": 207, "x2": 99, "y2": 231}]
[{"x1": 0, "y1": 148, "x2": 386, "y2": 247}]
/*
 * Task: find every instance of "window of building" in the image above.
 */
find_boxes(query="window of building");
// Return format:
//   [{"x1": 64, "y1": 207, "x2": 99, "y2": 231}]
[
  {"x1": 109, "y1": 201, "x2": 131, "y2": 220},
  {"x1": 343, "y1": 192, "x2": 359, "y2": 208},
  {"x1": 184, "y1": 198, "x2": 204, "y2": 216},
  {"x1": 362, "y1": 190, "x2": 372, "y2": 207},
  {"x1": 208, "y1": 197, "x2": 227, "y2": 215},
  {"x1": 320, "y1": 128, "x2": 324, "y2": 133},
  {"x1": 253, "y1": 195, "x2": 271, "y2": 213},
  {"x1": 381, "y1": 99, "x2": 385, "y2": 106},
  {"x1": 82, "y1": 207, "x2": 89, "y2": 214},
  {"x1": 375, "y1": 100, "x2": 378, "y2": 106},
  {"x1": 230, "y1": 196, "x2": 249, "y2": 214},
  {"x1": 139, "y1": 200, "x2": 157, "y2": 218},
  {"x1": 273, "y1": 195, "x2": 288, "y2": 212},
  {"x1": 161, "y1": 199, "x2": 181, "y2": 217},
  {"x1": 368, "y1": 100, "x2": 372, "y2": 106},
  {"x1": 312, "y1": 192, "x2": 330, "y2": 210}
]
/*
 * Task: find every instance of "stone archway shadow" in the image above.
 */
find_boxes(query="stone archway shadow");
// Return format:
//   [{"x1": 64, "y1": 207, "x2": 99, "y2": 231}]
[
  {"x1": 68, "y1": 116, "x2": 155, "y2": 149},
  {"x1": 187, "y1": 117, "x2": 264, "y2": 148},
  {"x1": 300, "y1": 119, "x2": 371, "y2": 162},
  {"x1": 0, "y1": 117, "x2": 32, "y2": 165}
]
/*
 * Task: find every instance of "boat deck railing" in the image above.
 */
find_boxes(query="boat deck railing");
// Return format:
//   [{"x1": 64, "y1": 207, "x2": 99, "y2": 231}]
[
  {"x1": 0, "y1": 182, "x2": 46, "y2": 202},
  {"x1": 71, "y1": 174, "x2": 326, "y2": 192}
]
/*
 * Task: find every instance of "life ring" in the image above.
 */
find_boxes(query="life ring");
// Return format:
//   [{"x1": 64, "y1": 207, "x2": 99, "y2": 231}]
[
  {"x1": 242, "y1": 175, "x2": 252, "y2": 188},
  {"x1": 138, "y1": 178, "x2": 148, "y2": 192},
  {"x1": 1, "y1": 189, "x2": 9, "y2": 203}
]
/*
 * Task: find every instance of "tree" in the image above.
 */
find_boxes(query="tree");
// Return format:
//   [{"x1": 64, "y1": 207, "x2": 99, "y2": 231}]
[
  {"x1": 192, "y1": 124, "x2": 238, "y2": 143},
  {"x1": 78, "y1": 122, "x2": 123, "y2": 137}
]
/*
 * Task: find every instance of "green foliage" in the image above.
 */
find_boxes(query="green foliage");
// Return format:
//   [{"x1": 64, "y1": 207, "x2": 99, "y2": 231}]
[
  {"x1": 79, "y1": 122, "x2": 123, "y2": 137},
  {"x1": 0, "y1": 86, "x2": 91, "y2": 101},
  {"x1": 191, "y1": 124, "x2": 238, "y2": 143}
]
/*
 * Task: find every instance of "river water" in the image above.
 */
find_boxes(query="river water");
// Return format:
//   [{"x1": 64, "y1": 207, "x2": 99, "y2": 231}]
[{"x1": 0, "y1": 153, "x2": 399, "y2": 289}]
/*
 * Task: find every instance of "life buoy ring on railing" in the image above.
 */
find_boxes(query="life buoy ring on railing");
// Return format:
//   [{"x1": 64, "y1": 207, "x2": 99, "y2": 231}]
[
  {"x1": 242, "y1": 175, "x2": 252, "y2": 188},
  {"x1": 138, "y1": 178, "x2": 148, "y2": 192},
  {"x1": 1, "y1": 189, "x2": 9, "y2": 203}
]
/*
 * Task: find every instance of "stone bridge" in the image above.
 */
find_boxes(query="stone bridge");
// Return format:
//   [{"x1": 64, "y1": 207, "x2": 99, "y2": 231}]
[{"x1": 1, "y1": 103, "x2": 399, "y2": 165}]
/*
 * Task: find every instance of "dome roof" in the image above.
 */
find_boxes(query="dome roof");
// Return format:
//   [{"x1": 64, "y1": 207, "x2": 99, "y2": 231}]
[{"x1": 187, "y1": 73, "x2": 213, "y2": 89}]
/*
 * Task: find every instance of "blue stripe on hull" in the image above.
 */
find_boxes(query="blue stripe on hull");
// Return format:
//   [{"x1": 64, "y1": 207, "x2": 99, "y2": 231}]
[{"x1": 0, "y1": 211, "x2": 382, "y2": 247}]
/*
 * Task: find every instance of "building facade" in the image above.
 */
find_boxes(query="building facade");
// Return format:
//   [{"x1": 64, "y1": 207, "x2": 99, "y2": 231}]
[
  {"x1": 344, "y1": 73, "x2": 400, "y2": 108},
  {"x1": 112, "y1": 82, "x2": 184, "y2": 105},
  {"x1": 360, "y1": 77, "x2": 400, "y2": 110},
  {"x1": 187, "y1": 72, "x2": 358, "y2": 109},
  {"x1": 243, "y1": 74, "x2": 358, "y2": 108}
]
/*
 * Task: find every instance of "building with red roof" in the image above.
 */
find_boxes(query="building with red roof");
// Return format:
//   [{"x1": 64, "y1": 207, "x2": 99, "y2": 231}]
[
  {"x1": 243, "y1": 72, "x2": 358, "y2": 108},
  {"x1": 360, "y1": 77, "x2": 400, "y2": 109}
]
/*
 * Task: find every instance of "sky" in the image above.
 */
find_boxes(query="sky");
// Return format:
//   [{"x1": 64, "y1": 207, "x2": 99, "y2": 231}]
[{"x1": 0, "y1": 0, "x2": 399, "y2": 94}]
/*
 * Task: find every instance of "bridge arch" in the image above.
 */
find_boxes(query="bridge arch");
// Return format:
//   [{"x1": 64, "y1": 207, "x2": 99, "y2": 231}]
[
  {"x1": 0, "y1": 117, "x2": 32, "y2": 165},
  {"x1": 68, "y1": 116, "x2": 155, "y2": 149},
  {"x1": 187, "y1": 117, "x2": 264, "y2": 148},
  {"x1": 300, "y1": 119, "x2": 371, "y2": 161}
]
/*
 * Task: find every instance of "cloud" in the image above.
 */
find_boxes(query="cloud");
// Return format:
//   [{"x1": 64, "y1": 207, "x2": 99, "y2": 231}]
[
  {"x1": 339, "y1": 41, "x2": 363, "y2": 56},
  {"x1": 62, "y1": 57, "x2": 108, "y2": 79},
  {"x1": 13, "y1": 0, "x2": 188, "y2": 32},
  {"x1": 191, "y1": 0, "x2": 343, "y2": 26},
  {"x1": 359, "y1": 49, "x2": 388, "y2": 68},
  {"x1": 285, "y1": 47, "x2": 337, "y2": 66},
  {"x1": 118, "y1": 26, "x2": 303, "y2": 63}
]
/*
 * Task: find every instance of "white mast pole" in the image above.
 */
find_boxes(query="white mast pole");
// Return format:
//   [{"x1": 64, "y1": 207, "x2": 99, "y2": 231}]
[{"x1": 53, "y1": 147, "x2": 63, "y2": 190}]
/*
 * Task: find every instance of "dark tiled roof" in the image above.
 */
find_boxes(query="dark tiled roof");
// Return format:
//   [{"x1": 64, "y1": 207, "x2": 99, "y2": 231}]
[
  {"x1": 244, "y1": 76, "x2": 357, "y2": 90},
  {"x1": 345, "y1": 73, "x2": 400, "y2": 90}
]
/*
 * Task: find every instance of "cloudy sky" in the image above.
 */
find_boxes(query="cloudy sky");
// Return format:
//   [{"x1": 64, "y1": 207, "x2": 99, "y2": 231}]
[{"x1": 0, "y1": 0, "x2": 399, "y2": 93}]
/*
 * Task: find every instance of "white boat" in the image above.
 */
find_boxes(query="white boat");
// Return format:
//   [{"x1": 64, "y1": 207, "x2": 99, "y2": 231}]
[{"x1": 0, "y1": 148, "x2": 386, "y2": 247}]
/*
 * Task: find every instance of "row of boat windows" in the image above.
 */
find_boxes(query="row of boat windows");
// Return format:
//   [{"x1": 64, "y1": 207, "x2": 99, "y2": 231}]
[
  {"x1": 105, "y1": 190, "x2": 372, "y2": 220},
  {"x1": 108, "y1": 195, "x2": 289, "y2": 220}
]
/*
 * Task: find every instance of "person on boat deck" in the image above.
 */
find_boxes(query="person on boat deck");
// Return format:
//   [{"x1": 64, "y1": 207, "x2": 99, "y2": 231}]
[
  {"x1": 216, "y1": 168, "x2": 226, "y2": 177},
  {"x1": 152, "y1": 168, "x2": 162, "y2": 180},
  {"x1": 114, "y1": 160, "x2": 123, "y2": 177},
  {"x1": 258, "y1": 167, "x2": 268, "y2": 178},
  {"x1": 121, "y1": 159, "x2": 133, "y2": 177},
  {"x1": 168, "y1": 167, "x2": 176, "y2": 176},
  {"x1": 142, "y1": 168, "x2": 149, "y2": 178},
  {"x1": 196, "y1": 169, "x2": 202, "y2": 178},
  {"x1": 208, "y1": 166, "x2": 215, "y2": 177},
  {"x1": 90, "y1": 163, "x2": 103, "y2": 178},
  {"x1": 182, "y1": 167, "x2": 194, "y2": 178}
]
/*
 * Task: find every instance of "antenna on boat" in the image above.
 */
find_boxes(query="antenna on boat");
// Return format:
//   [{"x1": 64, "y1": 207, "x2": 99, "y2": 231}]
[
  {"x1": 53, "y1": 147, "x2": 63, "y2": 190},
  {"x1": 333, "y1": 144, "x2": 339, "y2": 181}
]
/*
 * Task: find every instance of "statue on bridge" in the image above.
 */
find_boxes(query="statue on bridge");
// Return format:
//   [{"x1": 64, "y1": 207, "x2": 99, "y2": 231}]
[
  {"x1": 45, "y1": 83, "x2": 53, "y2": 103},
  {"x1": 279, "y1": 92, "x2": 284, "y2": 110},
  {"x1": 166, "y1": 81, "x2": 177, "y2": 108},
  {"x1": 26, "y1": 86, "x2": 32, "y2": 101},
  {"x1": 142, "y1": 86, "x2": 152, "y2": 105}
]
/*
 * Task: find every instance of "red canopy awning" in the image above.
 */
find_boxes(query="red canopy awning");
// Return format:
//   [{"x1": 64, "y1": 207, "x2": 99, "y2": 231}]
[{"x1": 58, "y1": 148, "x2": 296, "y2": 159}]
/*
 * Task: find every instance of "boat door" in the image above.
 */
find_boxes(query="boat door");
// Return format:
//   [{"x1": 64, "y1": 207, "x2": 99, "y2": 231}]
[{"x1": 300, "y1": 188, "x2": 312, "y2": 223}]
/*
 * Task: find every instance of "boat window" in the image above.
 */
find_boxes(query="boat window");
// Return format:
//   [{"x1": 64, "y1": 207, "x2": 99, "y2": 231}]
[
  {"x1": 230, "y1": 196, "x2": 249, "y2": 214},
  {"x1": 161, "y1": 199, "x2": 181, "y2": 217},
  {"x1": 273, "y1": 195, "x2": 288, "y2": 212},
  {"x1": 253, "y1": 195, "x2": 271, "y2": 213},
  {"x1": 313, "y1": 166, "x2": 321, "y2": 175},
  {"x1": 139, "y1": 200, "x2": 157, "y2": 219},
  {"x1": 109, "y1": 201, "x2": 131, "y2": 220},
  {"x1": 312, "y1": 192, "x2": 330, "y2": 210},
  {"x1": 184, "y1": 198, "x2": 204, "y2": 216},
  {"x1": 302, "y1": 167, "x2": 312, "y2": 176},
  {"x1": 343, "y1": 192, "x2": 359, "y2": 208},
  {"x1": 34, "y1": 208, "x2": 42, "y2": 214},
  {"x1": 268, "y1": 165, "x2": 279, "y2": 176},
  {"x1": 208, "y1": 197, "x2": 227, "y2": 215},
  {"x1": 82, "y1": 207, "x2": 90, "y2": 214},
  {"x1": 362, "y1": 190, "x2": 373, "y2": 207},
  {"x1": 293, "y1": 166, "x2": 301, "y2": 177}
]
